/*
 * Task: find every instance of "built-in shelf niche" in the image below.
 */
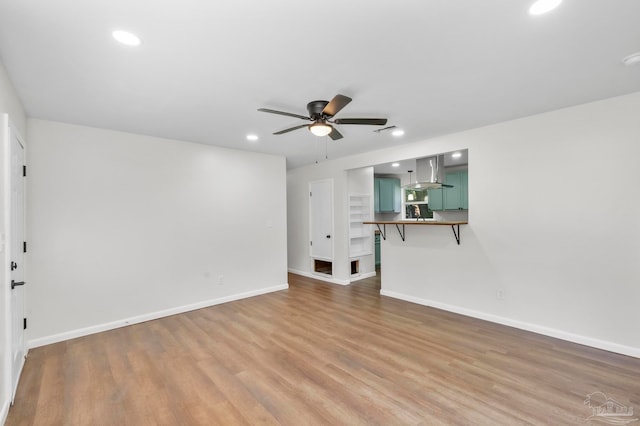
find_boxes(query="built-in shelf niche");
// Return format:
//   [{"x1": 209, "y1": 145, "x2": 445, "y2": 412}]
[{"x1": 349, "y1": 194, "x2": 372, "y2": 259}]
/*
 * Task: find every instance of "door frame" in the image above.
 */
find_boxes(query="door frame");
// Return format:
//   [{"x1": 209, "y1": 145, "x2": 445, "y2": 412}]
[{"x1": 2, "y1": 114, "x2": 27, "y2": 406}]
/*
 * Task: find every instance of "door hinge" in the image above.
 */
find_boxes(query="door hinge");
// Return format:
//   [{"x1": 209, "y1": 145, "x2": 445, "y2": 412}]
[
  {"x1": 23, "y1": 241, "x2": 27, "y2": 253},
  {"x1": 23, "y1": 318, "x2": 27, "y2": 330},
  {"x1": 310, "y1": 241, "x2": 313, "y2": 246},
  {"x1": 23, "y1": 165, "x2": 27, "y2": 177}
]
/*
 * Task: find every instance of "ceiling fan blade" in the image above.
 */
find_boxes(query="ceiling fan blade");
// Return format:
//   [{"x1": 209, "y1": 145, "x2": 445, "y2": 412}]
[
  {"x1": 328, "y1": 127, "x2": 343, "y2": 140},
  {"x1": 273, "y1": 124, "x2": 309, "y2": 135},
  {"x1": 322, "y1": 94, "x2": 352, "y2": 117},
  {"x1": 258, "y1": 108, "x2": 311, "y2": 121},
  {"x1": 333, "y1": 118, "x2": 388, "y2": 126}
]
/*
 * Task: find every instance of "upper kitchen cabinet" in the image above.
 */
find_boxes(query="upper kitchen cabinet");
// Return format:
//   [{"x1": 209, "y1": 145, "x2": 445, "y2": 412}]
[
  {"x1": 375, "y1": 177, "x2": 401, "y2": 213},
  {"x1": 430, "y1": 170, "x2": 468, "y2": 211},
  {"x1": 427, "y1": 187, "x2": 444, "y2": 211},
  {"x1": 443, "y1": 170, "x2": 468, "y2": 210}
]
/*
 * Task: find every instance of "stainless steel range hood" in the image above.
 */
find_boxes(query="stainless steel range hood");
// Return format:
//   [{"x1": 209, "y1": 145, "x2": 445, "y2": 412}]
[{"x1": 404, "y1": 155, "x2": 452, "y2": 190}]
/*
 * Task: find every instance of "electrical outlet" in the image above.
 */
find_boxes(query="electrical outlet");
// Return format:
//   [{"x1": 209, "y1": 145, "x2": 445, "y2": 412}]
[
  {"x1": 496, "y1": 289, "x2": 505, "y2": 300},
  {"x1": 218, "y1": 274, "x2": 224, "y2": 285}
]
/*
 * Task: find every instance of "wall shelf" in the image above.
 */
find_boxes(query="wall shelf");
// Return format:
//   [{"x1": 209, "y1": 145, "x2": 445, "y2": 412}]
[
  {"x1": 349, "y1": 195, "x2": 373, "y2": 257},
  {"x1": 363, "y1": 221, "x2": 468, "y2": 245}
]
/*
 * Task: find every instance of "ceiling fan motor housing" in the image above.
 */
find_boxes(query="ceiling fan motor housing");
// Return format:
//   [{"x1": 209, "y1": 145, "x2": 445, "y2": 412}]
[{"x1": 307, "y1": 100, "x2": 330, "y2": 118}]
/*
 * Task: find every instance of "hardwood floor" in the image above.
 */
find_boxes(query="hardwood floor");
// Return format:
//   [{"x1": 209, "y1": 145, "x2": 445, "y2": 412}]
[{"x1": 6, "y1": 272, "x2": 640, "y2": 425}]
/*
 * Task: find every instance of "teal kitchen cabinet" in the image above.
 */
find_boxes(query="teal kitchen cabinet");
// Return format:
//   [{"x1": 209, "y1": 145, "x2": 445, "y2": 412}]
[
  {"x1": 375, "y1": 177, "x2": 401, "y2": 213},
  {"x1": 374, "y1": 178, "x2": 380, "y2": 212},
  {"x1": 443, "y1": 172, "x2": 463, "y2": 210},
  {"x1": 427, "y1": 187, "x2": 443, "y2": 211},
  {"x1": 429, "y1": 171, "x2": 468, "y2": 211},
  {"x1": 461, "y1": 170, "x2": 468, "y2": 210}
]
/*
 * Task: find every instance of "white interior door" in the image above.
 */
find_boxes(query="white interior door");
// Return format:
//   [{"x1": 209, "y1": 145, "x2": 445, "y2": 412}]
[
  {"x1": 309, "y1": 180, "x2": 333, "y2": 260},
  {"x1": 9, "y1": 123, "x2": 25, "y2": 401}
]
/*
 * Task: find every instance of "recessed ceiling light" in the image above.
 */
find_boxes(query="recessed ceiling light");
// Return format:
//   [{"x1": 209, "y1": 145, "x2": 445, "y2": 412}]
[
  {"x1": 451, "y1": 152, "x2": 462, "y2": 159},
  {"x1": 391, "y1": 129, "x2": 405, "y2": 137},
  {"x1": 391, "y1": 163, "x2": 400, "y2": 167},
  {"x1": 112, "y1": 30, "x2": 141, "y2": 46},
  {"x1": 246, "y1": 134, "x2": 259, "y2": 141},
  {"x1": 622, "y1": 52, "x2": 640, "y2": 66},
  {"x1": 528, "y1": 0, "x2": 562, "y2": 15}
]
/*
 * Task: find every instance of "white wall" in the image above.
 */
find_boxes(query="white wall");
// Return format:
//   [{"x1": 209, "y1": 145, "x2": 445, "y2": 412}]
[
  {"x1": 287, "y1": 91, "x2": 640, "y2": 357},
  {"x1": 0, "y1": 60, "x2": 27, "y2": 423},
  {"x1": 0, "y1": 63, "x2": 26, "y2": 137},
  {"x1": 26, "y1": 120, "x2": 288, "y2": 346}
]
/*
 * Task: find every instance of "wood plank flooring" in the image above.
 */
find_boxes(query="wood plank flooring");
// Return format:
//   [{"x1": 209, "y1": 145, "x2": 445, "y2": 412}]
[{"x1": 6, "y1": 272, "x2": 640, "y2": 425}]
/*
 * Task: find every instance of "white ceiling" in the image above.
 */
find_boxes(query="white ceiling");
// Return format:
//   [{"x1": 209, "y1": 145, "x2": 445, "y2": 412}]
[{"x1": 1, "y1": 1, "x2": 639, "y2": 169}]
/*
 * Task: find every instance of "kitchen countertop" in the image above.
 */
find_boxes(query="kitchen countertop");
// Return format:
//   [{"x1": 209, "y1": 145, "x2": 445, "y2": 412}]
[
  {"x1": 365, "y1": 220, "x2": 467, "y2": 244},
  {"x1": 364, "y1": 220, "x2": 468, "y2": 226}
]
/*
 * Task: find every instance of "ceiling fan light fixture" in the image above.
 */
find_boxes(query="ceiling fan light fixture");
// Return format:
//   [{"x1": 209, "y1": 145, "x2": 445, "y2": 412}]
[{"x1": 309, "y1": 122, "x2": 333, "y2": 137}]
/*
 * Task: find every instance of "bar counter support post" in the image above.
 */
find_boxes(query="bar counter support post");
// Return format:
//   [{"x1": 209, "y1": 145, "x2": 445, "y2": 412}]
[{"x1": 451, "y1": 224, "x2": 460, "y2": 245}]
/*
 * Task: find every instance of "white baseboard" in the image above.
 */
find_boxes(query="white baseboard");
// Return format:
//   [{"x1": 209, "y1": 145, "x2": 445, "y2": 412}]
[
  {"x1": 380, "y1": 289, "x2": 640, "y2": 359},
  {"x1": 287, "y1": 268, "x2": 377, "y2": 284},
  {"x1": 350, "y1": 271, "x2": 377, "y2": 282},
  {"x1": 288, "y1": 268, "x2": 350, "y2": 285},
  {"x1": 1, "y1": 399, "x2": 9, "y2": 426},
  {"x1": 28, "y1": 283, "x2": 289, "y2": 349}
]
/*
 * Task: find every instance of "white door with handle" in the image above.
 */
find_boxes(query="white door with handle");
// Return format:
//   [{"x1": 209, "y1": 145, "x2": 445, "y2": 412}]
[
  {"x1": 309, "y1": 179, "x2": 333, "y2": 260},
  {"x1": 5, "y1": 117, "x2": 26, "y2": 402}
]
